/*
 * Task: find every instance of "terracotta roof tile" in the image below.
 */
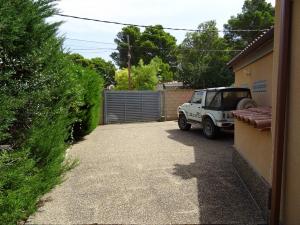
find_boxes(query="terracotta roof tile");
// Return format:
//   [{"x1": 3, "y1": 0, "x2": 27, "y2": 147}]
[{"x1": 232, "y1": 107, "x2": 272, "y2": 131}]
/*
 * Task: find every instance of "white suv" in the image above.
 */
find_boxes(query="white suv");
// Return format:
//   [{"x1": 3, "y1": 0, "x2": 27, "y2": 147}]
[{"x1": 177, "y1": 87, "x2": 254, "y2": 138}]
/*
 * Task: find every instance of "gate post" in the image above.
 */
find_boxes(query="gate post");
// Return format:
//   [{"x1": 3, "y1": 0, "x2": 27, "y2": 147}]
[
  {"x1": 103, "y1": 90, "x2": 107, "y2": 125},
  {"x1": 160, "y1": 90, "x2": 166, "y2": 121}
]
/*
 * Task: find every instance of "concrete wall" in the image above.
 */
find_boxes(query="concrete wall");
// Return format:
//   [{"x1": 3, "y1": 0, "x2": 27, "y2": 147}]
[
  {"x1": 273, "y1": 0, "x2": 300, "y2": 224},
  {"x1": 163, "y1": 89, "x2": 194, "y2": 121},
  {"x1": 234, "y1": 52, "x2": 273, "y2": 107},
  {"x1": 234, "y1": 120, "x2": 273, "y2": 184}
]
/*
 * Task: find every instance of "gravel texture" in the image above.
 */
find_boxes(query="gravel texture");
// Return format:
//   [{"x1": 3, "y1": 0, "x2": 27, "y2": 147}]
[{"x1": 27, "y1": 121, "x2": 265, "y2": 225}]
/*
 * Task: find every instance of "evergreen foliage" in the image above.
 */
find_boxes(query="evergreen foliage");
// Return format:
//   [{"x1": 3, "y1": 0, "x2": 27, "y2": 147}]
[{"x1": 0, "y1": 1, "x2": 103, "y2": 224}]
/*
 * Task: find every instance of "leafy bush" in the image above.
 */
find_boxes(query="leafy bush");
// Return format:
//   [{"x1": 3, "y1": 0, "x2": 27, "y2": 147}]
[
  {"x1": 68, "y1": 53, "x2": 116, "y2": 87},
  {"x1": 150, "y1": 56, "x2": 173, "y2": 82},
  {"x1": 70, "y1": 65, "x2": 104, "y2": 138},
  {"x1": 132, "y1": 60, "x2": 159, "y2": 90},
  {"x1": 0, "y1": 149, "x2": 40, "y2": 224},
  {"x1": 114, "y1": 68, "x2": 132, "y2": 90},
  {"x1": 0, "y1": 0, "x2": 103, "y2": 224},
  {"x1": 114, "y1": 59, "x2": 166, "y2": 90}
]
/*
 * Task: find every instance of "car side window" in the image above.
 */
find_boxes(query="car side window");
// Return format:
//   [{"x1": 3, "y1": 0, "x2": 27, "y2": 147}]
[
  {"x1": 210, "y1": 92, "x2": 222, "y2": 108},
  {"x1": 191, "y1": 91, "x2": 203, "y2": 104},
  {"x1": 205, "y1": 91, "x2": 216, "y2": 106}
]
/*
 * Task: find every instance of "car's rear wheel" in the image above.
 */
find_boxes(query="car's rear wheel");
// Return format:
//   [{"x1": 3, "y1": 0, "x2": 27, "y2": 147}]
[
  {"x1": 178, "y1": 114, "x2": 191, "y2": 131},
  {"x1": 203, "y1": 117, "x2": 219, "y2": 139}
]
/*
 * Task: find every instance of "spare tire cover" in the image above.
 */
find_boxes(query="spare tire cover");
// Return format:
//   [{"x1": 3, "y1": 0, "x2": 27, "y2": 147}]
[{"x1": 236, "y1": 98, "x2": 257, "y2": 110}]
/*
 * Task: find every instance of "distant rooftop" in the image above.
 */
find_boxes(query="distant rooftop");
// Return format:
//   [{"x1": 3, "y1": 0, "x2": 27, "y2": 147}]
[{"x1": 157, "y1": 81, "x2": 184, "y2": 90}]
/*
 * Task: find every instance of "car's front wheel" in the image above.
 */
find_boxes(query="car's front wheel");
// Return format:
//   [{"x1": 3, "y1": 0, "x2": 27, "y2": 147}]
[
  {"x1": 203, "y1": 117, "x2": 219, "y2": 139},
  {"x1": 178, "y1": 114, "x2": 191, "y2": 131}
]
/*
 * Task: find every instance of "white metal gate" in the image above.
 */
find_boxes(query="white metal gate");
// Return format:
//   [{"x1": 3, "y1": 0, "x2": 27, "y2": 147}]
[{"x1": 104, "y1": 91, "x2": 162, "y2": 124}]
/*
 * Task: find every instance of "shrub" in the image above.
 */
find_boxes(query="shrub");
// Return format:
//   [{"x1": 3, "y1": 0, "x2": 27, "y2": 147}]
[
  {"x1": 71, "y1": 65, "x2": 104, "y2": 138},
  {"x1": 0, "y1": 149, "x2": 40, "y2": 224},
  {"x1": 114, "y1": 68, "x2": 131, "y2": 90},
  {"x1": 0, "y1": 0, "x2": 103, "y2": 224},
  {"x1": 114, "y1": 60, "x2": 160, "y2": 90},
  {"x1": 132, "y1": 60, "x2": 159, "y2": 90},
  {"x1": 149, "y1": 56, "x2": 174, "y2": 82}
]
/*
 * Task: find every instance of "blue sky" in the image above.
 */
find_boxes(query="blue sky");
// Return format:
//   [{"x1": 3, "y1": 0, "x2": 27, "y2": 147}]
[{"x1": 51, "y1": 0, "x2": 275, "y2": 62}]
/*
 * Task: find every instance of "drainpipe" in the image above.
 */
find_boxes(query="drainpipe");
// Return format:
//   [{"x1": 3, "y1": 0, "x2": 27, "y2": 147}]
[{"x1": 270, "y1": 0, "x2": 292, "y2": 224}]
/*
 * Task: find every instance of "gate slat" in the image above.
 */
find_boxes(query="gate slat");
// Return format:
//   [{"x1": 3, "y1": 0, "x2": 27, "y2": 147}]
[{"x1": 104, "y1": 91, "x2": 161, "y2": 124}]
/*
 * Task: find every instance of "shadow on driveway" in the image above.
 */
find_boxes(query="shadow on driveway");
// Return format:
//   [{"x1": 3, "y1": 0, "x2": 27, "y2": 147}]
[{"x1": 166, "y1": 127, "x2": 266, "y2": 225}]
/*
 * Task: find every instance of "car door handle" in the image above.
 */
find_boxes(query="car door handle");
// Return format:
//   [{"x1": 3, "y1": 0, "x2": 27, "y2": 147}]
[{"x1": 198, "y1": 107, "x2": 201, "y2": 108}]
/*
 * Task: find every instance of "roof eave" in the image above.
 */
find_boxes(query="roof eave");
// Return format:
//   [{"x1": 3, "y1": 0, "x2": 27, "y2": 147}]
[{"x1": 227, "y1": 27, "x2": 274, "y2": 68}]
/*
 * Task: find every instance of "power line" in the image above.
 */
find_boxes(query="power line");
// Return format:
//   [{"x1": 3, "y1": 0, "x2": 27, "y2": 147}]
[
  {"x1": 70, "y1": 48, "x2": 117, "y2": 50},
  {"x1": 65, "y1": 38, "x2": 116, "y2": 45},
  {"x1": 64, "y1": 39, "x2": 242, "y2": 52},
  {"x1": 68, "y1": 48, "x2": 241, "y2": 52},
  {"x1": 56, "y1": 13, "x2": 269, "y2": 33}
]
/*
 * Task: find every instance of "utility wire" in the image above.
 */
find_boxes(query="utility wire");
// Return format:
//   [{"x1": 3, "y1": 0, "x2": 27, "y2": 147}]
[
  {"x1": 65, "y1": 39, "x2": 242, "y2": 52},
  {"x1": 68, "y1": 47, "x2": 241, "y2": 52},
  {"x1": 70, "y1": 48, "x2": 116, "y2": 50},
  {"x1": 56, "y1": 13, "x2": 269, "y2": 33},
  {"x1": 65, "y1": 38, "x2": 116, "y2": 45}
]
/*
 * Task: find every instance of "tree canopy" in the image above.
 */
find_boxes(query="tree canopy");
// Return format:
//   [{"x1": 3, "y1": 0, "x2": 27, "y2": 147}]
[
  {"x1": 111, "y1": 25, "x2": 142, "y2": 69},
  {"x1": 223, "y1": 0, "x2": 274, "y2": 49},
  {"x1": 68, "y1": 53, "x2": 116, "y2": 86},
  {"x1": 139, "y1": 25, "x2": 177, "y2": 66},
  {"x1": 111, "y1": 25, "x2": 177, "y2": 68},
  {"x1": 176, "y1": 21, "x2": 234, "y2": 88}
]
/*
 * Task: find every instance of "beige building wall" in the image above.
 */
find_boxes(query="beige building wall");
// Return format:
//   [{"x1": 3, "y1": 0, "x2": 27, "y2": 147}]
[
  {"x1": 164, "y1": 89, "x2": 194, "y2": 120},
  {"x1": 234, "y1": 52, "x2": 273, "y2": 106},
  {"x1": 232, "y1": 40, "x2": 274, "y2": 185},
  {"x1": 234, "y1": 120, "x2": 273, "y2": 184},
  {"x1": 272, "y1": 0, "x2": 300, "y2": 224}
]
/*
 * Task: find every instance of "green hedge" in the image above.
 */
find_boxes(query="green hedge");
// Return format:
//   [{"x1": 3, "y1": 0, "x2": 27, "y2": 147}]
[
  {"x1": 0, "y1": 0, "x2": 103, "y2": 224},
  {"x1": 70, "y1": 65, "x2": 104, "y2": 139}
]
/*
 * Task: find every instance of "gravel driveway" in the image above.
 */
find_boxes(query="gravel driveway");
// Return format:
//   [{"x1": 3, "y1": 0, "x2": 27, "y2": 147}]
[{"x1": 27, "y1": 121, "x2": 265, "y2": 224}]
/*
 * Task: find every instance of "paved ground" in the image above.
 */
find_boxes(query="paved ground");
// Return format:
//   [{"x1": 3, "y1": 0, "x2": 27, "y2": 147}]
[{"x1": 27, "y1": 121, "x2": 265, "y2": 225}]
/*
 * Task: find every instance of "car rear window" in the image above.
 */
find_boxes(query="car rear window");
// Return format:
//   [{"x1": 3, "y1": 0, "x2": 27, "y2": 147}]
[
  {"x1": 205, "y1": 89, "x2": 251, "y2": 110},
  {"x1": 222, "y1": 91, "x2": 251, "y2": 110}
]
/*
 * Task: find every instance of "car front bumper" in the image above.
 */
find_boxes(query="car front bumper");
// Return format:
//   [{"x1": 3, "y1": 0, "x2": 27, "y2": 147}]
[{"x1": 216, "y1": 121, "x2": 234, "y2": 128}]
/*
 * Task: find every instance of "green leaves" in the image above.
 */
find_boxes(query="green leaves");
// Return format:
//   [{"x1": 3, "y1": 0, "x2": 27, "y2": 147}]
[
  {"x1": 0, "y1": 1, "x2": 104, "y2": 224},
  {"x1": 114, "y1": 60, "x2": 159, "y2": 91},
  {"x1": 176, "y1": 21, "x2": 234, "y2": 89},
  {"x1": 149, "y1": 56, "x2": 173, "y2": 82},
  {"x1": 132, "y1": 60, "x2": 159, "y2": 90},
  {"x1": 223, "y1": 0, "x2": 274, "y2": 48},
  {"x1": 111, "y1": 25, "x2": 142, "y2": 68},
  {"x1": 111, "y1": 25, "x2": 177, "y2": 69},
  {"x1": 114, "y1": 69, "x2": 131, "y2": 90},
  {"x1": 68, "y1": 53, "x2": 116, "y2": 87},
  {"x1": 114, "y1": 57, "x2": 172, "y2": 90}
]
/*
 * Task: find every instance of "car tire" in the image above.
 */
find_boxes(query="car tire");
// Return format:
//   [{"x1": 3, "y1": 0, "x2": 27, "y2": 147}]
[
  {"x1": 203, "y1": 117, "x2": 219, "y2": 139},
  {"x1": 178, "y1": 114, "x2": 191, "y2": 131}
]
